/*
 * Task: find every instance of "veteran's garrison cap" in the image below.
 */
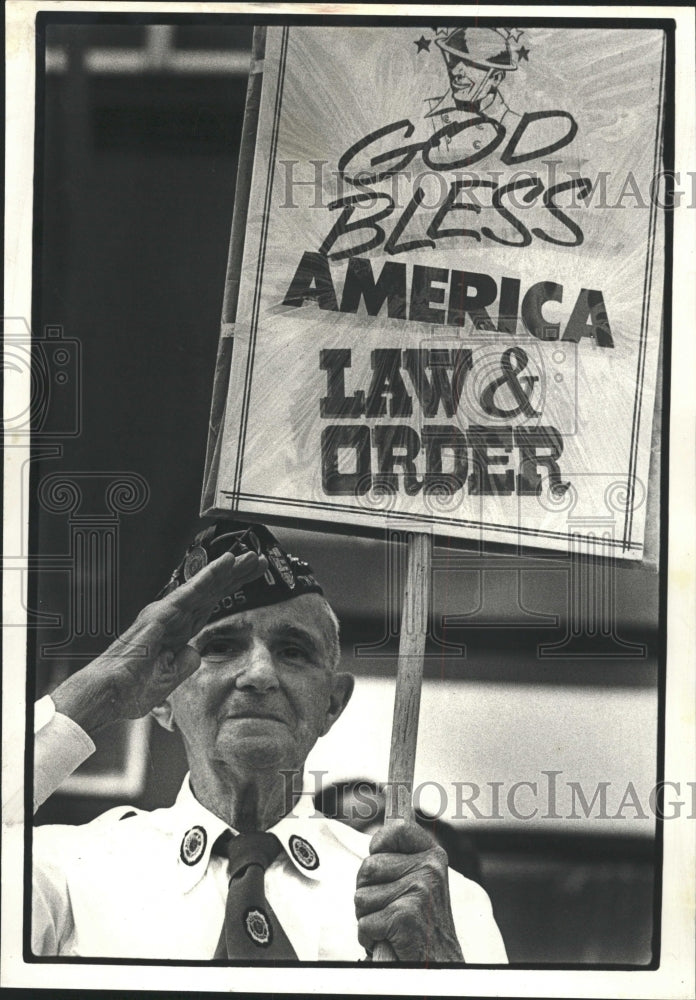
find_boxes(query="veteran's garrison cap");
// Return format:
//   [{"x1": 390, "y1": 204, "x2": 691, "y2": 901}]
[{"x1": 157, "y1": 521, "x2": 323, "y2": 624}]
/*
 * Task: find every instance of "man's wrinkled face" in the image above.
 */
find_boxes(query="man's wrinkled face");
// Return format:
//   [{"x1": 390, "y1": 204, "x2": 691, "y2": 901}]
[
  {"x1": 445, "y1": 57, "x2": 494, "y2": 104},
  {"x1": 166, "y1": 594, "x2": 352, "y2": 776}
]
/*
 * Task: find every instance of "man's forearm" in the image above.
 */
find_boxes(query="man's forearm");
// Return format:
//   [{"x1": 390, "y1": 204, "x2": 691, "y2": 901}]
[{"x1": 51, "y1": 662, "x2": 125, "y2": 736}]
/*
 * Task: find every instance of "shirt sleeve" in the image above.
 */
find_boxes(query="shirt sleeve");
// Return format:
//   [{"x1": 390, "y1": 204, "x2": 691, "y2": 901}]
[
  {"x1": 30, "y1": 699, "x2": 96, "y2": 954},
  {"x1": 3, "y1": 697, "x2": 96, "y2": 826},
  {"x1": 448, "y1": 870, "x2": 508, "y2": 964},
  {"x1": 33, "y1": 695, "x2": 96, "y2": 812},
  {"x1": 31, "y1": 826, "x2": 78, "y2": 956}
]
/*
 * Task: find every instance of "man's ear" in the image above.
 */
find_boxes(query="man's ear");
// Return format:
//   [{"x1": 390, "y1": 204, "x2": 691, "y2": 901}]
[
  {"x1": 320, "y1": 672, "x2": 354, "y2": 737},
  {"x1": 150, "y1": 700, "x2": 176, "y2": 733}
]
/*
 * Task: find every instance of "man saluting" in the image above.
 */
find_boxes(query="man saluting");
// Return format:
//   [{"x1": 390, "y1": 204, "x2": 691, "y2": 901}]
[{"x1": 29, "y1": 522, "x2": 507, "y2": 962}]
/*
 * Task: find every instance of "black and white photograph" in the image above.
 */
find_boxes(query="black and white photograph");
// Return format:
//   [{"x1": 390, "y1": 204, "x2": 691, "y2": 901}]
[{"x1": 2, "y1": 3, "x2": 695, "y2": 997}]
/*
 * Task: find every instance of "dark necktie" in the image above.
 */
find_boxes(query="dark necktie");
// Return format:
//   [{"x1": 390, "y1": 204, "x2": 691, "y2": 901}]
[{"x1": 213, "y1": 831, "x2": 298, "y2": 961}]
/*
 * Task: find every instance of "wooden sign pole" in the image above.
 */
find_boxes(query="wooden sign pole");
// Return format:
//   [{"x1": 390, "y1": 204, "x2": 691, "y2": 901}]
[{"x1": 372, "y1": 530, "x2": 432, "y2": 963}]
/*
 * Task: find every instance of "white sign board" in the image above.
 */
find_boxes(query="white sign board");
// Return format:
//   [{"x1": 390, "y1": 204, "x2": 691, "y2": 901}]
[{"x1": 203, "y1": 25, "x2": 666, "y2": 558}]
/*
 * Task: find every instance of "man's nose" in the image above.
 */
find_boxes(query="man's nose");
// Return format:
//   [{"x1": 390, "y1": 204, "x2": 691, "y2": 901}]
[{"x1": 234, "y1": 638, "x2": 280, "y2": 693}]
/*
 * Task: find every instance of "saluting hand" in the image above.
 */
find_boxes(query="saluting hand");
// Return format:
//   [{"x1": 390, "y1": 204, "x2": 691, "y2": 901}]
[
  {"x1": 51, "y1": 551, "x2": 266, "y2": 733},
  {"x1": 354, "y1": 820, "x2": 464, "y2": 963}
]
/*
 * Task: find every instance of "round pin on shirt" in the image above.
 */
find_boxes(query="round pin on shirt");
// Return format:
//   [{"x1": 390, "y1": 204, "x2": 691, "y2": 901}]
[
  {"x1": 288, "y1": 835, "x2": 319, "y2": 871},
  {"x1": 180, "y1": 825, "x2": 207, "y2": 865}
]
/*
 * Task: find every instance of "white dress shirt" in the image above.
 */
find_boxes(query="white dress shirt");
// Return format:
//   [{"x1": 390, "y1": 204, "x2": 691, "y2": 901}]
[{"x1": 31, "y1": 697, "x2": 508, "y2": 963}]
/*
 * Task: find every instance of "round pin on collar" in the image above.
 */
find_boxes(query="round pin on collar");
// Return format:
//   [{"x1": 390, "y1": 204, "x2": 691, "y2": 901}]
[
  {"x1": 180, "y1": 825, "x2": 207, "y2": 866},
  {"x1": 289, "y1": 834, "x2": 319, "y2": 870}
]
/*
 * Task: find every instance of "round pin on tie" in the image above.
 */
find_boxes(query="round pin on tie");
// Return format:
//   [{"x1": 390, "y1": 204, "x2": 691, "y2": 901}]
[{"x1": 244, "y1": 907, "x2": 273, "y2": 947}]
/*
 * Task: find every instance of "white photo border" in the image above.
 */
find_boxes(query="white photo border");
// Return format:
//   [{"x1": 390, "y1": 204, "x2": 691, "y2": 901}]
[{"x1": 3, "y1": 3, "x2": 695, "y2": 997}]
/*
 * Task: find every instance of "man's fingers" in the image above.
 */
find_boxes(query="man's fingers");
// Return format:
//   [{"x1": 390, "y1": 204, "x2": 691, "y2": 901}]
[
  {"x1": 174, "y1": 551, "x2": 264, "y2": 601},
  {"x1": 182, "y1": 552, "x2": 268, "y2": 636},
  {"x1": 357, "y1": 906, "x2": 419, "y2": 958},
  {"x1": 354, "y1": 836, "x2": 461, "y2": 962},
  {"x1": 369, "y1": 819, "x2": 436, "y2": 856},
  {"x1": 357, "y1": 832, "x2": 448, "y2": 889},
  {"x1": 129, "y1": 645, "x2": 201, "y2": 713},
  {"x1": 357, "y1": 910, "x2": 387, "y2": 955},
  {"x1": 172, "y1": 551, "x2": 266, "y2": 613},
  {"x1": 356, "y1": 850, "x2": 429, "y2": 888},
  {"x1": 145, "y1": 645, "x2": 201, "y2": 695},
  {"x1": 171, "y1": 644, "x2": 201, "y2": 682},
  {"x1": 133, "y1": 551, "x2": 267, "y2": 644},
  {"x1": 354, "y1": 876, "x2": 415, "y2": 918},
  {"x1": 111, "y1": 552, "x2": 268, "y2": 678}
]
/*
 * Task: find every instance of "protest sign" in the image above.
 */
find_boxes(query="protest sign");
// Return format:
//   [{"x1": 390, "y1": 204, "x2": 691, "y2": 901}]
[{"x1": 203, "y1": 24, "x2": 666, "y2": 560}]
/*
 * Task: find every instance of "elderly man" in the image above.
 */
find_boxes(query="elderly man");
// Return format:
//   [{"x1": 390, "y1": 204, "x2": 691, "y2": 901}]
[{"x1": 30, "y1": 522, "x2": 507, "y2": 962}]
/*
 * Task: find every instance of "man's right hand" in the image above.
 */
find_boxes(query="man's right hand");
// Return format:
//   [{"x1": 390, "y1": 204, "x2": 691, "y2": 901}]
[{"x1": 50, "y1": 550, "x2": 266, "y2": 735}]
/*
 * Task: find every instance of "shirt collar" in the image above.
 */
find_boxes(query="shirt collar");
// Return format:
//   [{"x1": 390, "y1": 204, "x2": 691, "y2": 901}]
[
  {"x1": 424, "y1": 92, "x2": 455, "y2": 117},
  {"x1": 270, "y1": 801, "x2": 325, "y2": 882},
  {"x1": 164, "y1": 776, "x2": 326, "y2": 892},
  {"x1": 424, "y1": 89, "x2": 505, "y2": 119}
]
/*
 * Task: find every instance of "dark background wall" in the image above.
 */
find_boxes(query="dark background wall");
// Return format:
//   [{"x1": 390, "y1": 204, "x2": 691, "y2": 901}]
[
  {"x1": 31, "y1": 20, "x2": 660, "y2": 966},
  {"x1": 36, "y1": 23, "x2": 252, "y2": 627}
]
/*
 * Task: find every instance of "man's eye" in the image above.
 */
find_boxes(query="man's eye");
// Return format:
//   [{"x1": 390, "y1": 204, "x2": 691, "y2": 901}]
[
  {"x1": 202, "y1": 646, "x2": 226, "y2": 658},
  {"x1": 202, "y1": 641, "x2": 240, "y2": 657},
  {"x1": 280, "y1": 644, "x2": 309, "y2": 662}
]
